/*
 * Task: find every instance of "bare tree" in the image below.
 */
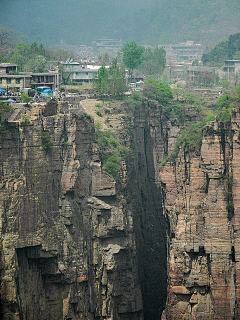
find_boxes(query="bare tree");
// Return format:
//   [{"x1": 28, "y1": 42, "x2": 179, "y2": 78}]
[{"x1": 0, "y1": 26, "x2": 15, "y2": 47}]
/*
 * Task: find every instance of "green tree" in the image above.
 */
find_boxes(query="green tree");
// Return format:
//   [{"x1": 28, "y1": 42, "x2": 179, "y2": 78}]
[
  {"x1": 11, "y1": 42, "x2": 50, "y2": 72},
  {"x1": 11, "y1": 43, "x2": 30, "y2": 71},
  {"x1": 95, "y1": 65, "x2": 109, "y2": 95},
  {"x1": 21, "y1": 93, "x2": 30, "y2": 105},
  {"x1": 138, "y1": 47, "x2": 155, "y2": 75},
  {"x1": 143, "y1": 79, "x2": 173, "y2": 104},
  {"x1": 202, "y1": 33, "x2": 240, "y2": 66},
  {"x1": 138, "y1": 46, "x2": 166, "y2": 76},
  {"x1": 108, "y1": 58, "x2": 126, "y2": 96},
  {"x1": 122, "y1": 40, "x2": 144, "y2": 81},
  {"x1": 94, "y1": 59, "x2": 126, "y2": 96},
  {"x1": 153, "y1": 47, "x2": 166, "y2": 75}
]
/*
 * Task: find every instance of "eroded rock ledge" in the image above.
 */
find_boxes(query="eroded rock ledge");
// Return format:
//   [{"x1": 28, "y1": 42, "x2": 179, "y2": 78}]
[
  {"x1": 1, "y1": 99, "x2": 240, "y2": 320},
  {"x1": 0, "y1": 101, "x2": 143, "y2": 320},
  {"x1": 160, "y1": 110, "x2": 240, "y2": 319}
]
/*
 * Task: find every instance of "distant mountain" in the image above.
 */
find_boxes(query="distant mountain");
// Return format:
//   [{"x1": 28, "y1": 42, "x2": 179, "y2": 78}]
[{"x1": 1, "y1": 0, "x2": 240, "y2": 47}]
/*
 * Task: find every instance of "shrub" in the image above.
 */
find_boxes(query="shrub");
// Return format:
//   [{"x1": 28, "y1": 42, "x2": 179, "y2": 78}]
[
  {"x1": 102, "y1": 153, "x2": 121, "y2": 177},
  {"x1": 0, "y1": 101, "x2": 13, "y2": 121},
  {"x1": 42, "y1": 132, "x2": 52, "y2": 151},
  {"x1": 94, "y1": 122, "x2": 102, "y2": 130},
  {"x1": 95, "y1": 128, "x2": 130, "y2": 177},
  {"x1": 20, "y1": 114, "x2": 31, "y2": 126},
  {"x1": 109, "y1": 136, "x2": 118, "y2": 148},
  {"x1": 21, "y1": 93, "x2": 30, "y2": 104},
  {"x1": 96, "y1": 110, "x2": 102, "y2": 117},
  {"x1": 226, "y1": 202, "x2": 234, "y2": 219},
  {"x1": 62, "y1": 141, "x2": 71, "y2": 147}
]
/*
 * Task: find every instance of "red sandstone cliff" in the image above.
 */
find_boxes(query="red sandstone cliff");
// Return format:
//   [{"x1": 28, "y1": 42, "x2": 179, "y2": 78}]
[{"x1": 160, "y1": 111, "x2": 240, "y2": 319}]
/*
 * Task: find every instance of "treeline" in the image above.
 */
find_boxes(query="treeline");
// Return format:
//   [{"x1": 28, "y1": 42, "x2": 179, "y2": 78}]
[
  {"x1": 202, "y1": 33, "x2": 240, "y2": 67},
  {"x1": 0, "y1": 25, "x2": 74, "y2": 72},
  {"x1": 2, "y1": 0, "x2": 240, "y2": 46},
  {"x1": 94, "y1": 41, "x2": 166, "y2": 96}
]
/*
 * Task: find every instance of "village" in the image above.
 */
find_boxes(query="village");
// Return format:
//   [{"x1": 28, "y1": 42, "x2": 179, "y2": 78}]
[{"x1": 0, "y1": 38, "x2": 239, "y2": 112}]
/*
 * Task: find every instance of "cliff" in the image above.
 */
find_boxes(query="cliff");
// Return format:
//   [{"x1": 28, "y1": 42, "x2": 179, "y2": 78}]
[
  {"x1": 0, "y1": 101, "x2": 143, "y2": 320},
  {"x1": 159, "y1": 110, "x2": 240, "y2": 318},
  {"x1": 123, "y1": 96, "x2": 240, "y2": 319},
  {"x1": 1, "y1": 97, "x2": 240, "y2": 320}
]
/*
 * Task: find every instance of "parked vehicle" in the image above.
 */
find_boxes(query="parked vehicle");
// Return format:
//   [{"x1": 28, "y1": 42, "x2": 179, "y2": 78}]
[{"x1": 36, "y1": 86, "x2": 51, "y2": 93}]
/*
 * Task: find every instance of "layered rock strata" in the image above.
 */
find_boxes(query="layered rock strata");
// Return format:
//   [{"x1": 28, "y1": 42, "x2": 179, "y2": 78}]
[
  {"x1": 0, "y1": 101, "x2": 143, "y2": 320},
  {"x1": 160, "y1": 111, "x2": 240, "y2": 319},
  {"x1": 1, "y1": 97, "x2": 239, "y2": 320}
]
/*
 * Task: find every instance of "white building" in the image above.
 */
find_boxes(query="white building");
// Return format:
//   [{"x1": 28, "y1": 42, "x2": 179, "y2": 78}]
[{"x1": 63, "y1": 62, "x2": 109, "y2": 83}]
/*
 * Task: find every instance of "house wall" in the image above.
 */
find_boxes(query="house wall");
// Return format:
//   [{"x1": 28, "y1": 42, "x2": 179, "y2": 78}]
[{"x1": 0, "y1": 77, "x2": 30, "y2": 92}]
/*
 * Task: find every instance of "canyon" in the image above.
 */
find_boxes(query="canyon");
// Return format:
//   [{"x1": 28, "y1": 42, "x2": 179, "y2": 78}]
[{"x1": 0, "y1": 97, "x2": 239, "y2": 319}]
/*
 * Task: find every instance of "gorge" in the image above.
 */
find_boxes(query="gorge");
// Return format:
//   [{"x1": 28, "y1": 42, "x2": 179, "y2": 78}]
[{"x1": 0, "y1": 95, "x2": 239, "y2": 319}]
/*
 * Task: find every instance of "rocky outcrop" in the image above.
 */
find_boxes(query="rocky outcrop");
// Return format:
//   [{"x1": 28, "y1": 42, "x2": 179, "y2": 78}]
[
  {"x1": 1, "y1": 97, "x2": 240, "y2": 320},
  {"x1": 160, "y1": 111, "x2": 240, "y2": 319},
  {"x1": 0, "y1": 102, "x2": 143, "y2": 320}
]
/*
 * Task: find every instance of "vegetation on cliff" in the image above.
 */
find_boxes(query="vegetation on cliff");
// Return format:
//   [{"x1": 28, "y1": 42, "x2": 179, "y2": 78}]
[
  {"x1": 95, "y1": 123, "x2": 129, "y2": 178},
  {"x1": 0, "y1": 101, "x2": 13, "y2": 133},
  {"x1": 127, "y1": 79, "x2": 240, "y2": 166}
]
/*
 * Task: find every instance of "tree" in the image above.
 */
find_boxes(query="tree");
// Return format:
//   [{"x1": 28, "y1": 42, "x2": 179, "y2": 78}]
[
  {"x1": 21, "y1": 93, "x2": 30, "y2": 105},
  {"x1": 0, "y1": 25, "x2": 15, "y2": 47},
  {"x1": 143, "y1": 79, "x2": 173, "y2": 104},
  {"x1": 122, "y1": 41, "x2": 144, "y2": 81},
  {"x1": 0, "y1": 25, "x2": 16, "y2": 58},
  {"x1": 108, "y1": 58, "x2": 126, "y2": 96},
  {"x1": 94, "y1": 59, "x2": 126, "y2": 96},
  {"x1": 95, "y1": 65, "x2": 109, "y2": 95},
  {"x1": 138, "y1": 47, "x2": 155, "y2": 75},
  {"x1": 153, "y1": 47, "x2": 166, "y2": 75},
  {"x1": 138, "y1": 46, "x2": 166, "y2": 76}
]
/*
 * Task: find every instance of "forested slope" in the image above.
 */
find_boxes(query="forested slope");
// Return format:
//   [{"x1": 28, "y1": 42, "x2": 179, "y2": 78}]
[{"x1": 1, "y1": 0, "x2": 240, "y2": 46}]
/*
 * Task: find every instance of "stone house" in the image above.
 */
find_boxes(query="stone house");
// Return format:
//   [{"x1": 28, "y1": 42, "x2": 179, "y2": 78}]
[
  {"x1": 222, "y1": 60, "x2": 240, "y2": 79},
  {"x1": 0, "y1": 63, "x2": 31, "y2": 93},
  {"x1": 187, "y1": 66, "x2": 216, "y2": 86},
  {"x1": 63, "y1": 62, "x2": 107, "y2": 83},
  {"x1": 0, "y1": 63, "x2": 59, "y2": 93}
]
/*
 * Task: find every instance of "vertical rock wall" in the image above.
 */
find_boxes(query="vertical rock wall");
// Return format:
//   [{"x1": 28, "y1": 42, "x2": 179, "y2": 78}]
[
  {"x1": 1, "y1": 98, "x2": 239, "y2": 319},
  {"x1": 0, "y1": 104, "x2": 143, "y2": 320},
  {"x1": 125, "y1": 100, "x2": 169, "y2": 320},
  {"x1": 160, "y1": 110, "x2": 240, "y2": 319}
]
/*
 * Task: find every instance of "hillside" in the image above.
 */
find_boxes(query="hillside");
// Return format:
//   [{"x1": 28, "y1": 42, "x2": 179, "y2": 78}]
[
  {"x1": 202, "y1": 32, "x2": 240, "y2": 66},
  {"x1": 1, "y1": 0, "x2": 240, "y2": 46}
]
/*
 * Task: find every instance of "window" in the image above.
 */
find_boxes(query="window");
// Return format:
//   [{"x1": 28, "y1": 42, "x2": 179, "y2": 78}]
[
  {"x1": 7, "y1": 78, "x2": 11, "y2": 84},
  {"x1": 16, "y1": 78, "x2": 20, "y2": 84}
]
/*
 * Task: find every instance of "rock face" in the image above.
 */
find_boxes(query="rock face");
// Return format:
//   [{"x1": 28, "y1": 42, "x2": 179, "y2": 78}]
[
  {"x1": 1, "y1": 98, "x2": 240, "y2": 320},
  {"x1": 124, "y1": 100, "x2": 169, "y2": 320},
  {"x1": 0, "y1": 102, "x2": 143, "y2": 320},
  {"x1": 160, "y1": 111, "x2": 240, "y2": 319}
]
